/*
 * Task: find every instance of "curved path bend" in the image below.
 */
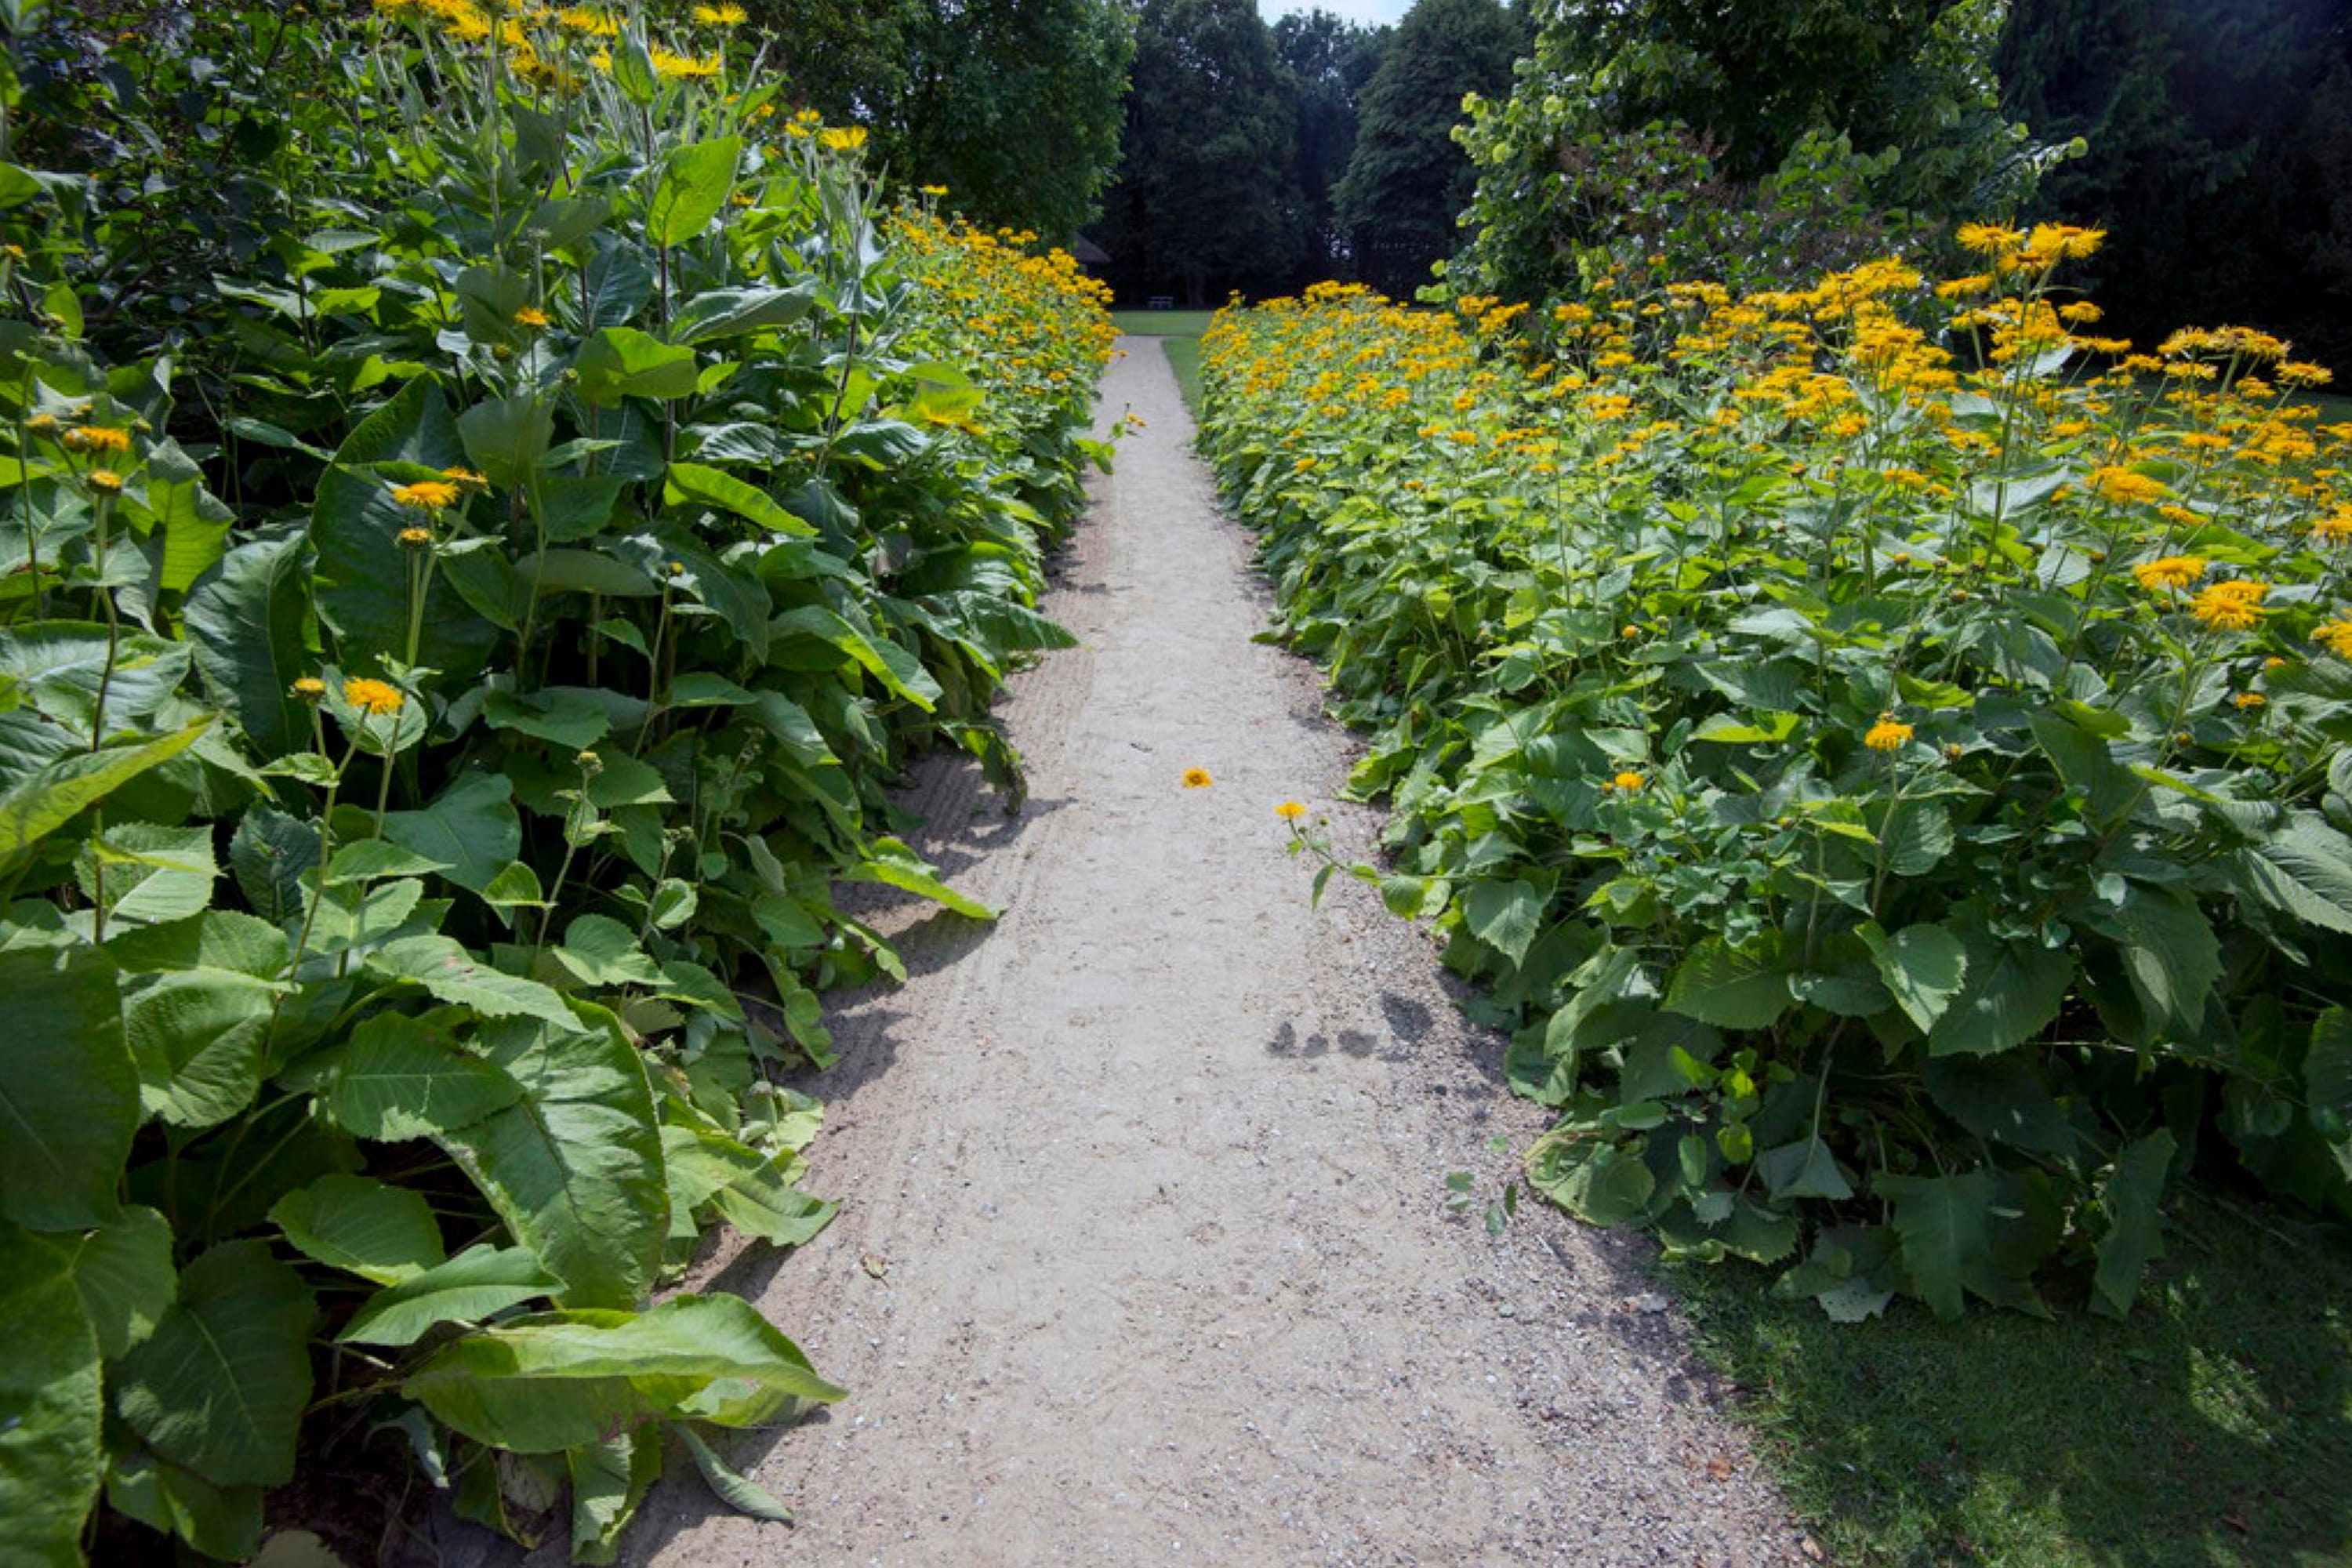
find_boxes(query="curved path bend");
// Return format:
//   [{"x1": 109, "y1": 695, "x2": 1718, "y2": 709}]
[{"x1": 619, "y1": 339, "x2": 1802, "y2": 1566}]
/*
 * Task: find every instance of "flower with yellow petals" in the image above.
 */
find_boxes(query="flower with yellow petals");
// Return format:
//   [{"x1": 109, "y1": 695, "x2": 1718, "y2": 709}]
[
  {"x1": 1864, "y1": 717, "x2": 1914, "y2": 752},
  {"x1": 63, "y1": 425, "x2": 132, "y2": 456},
  {"x1": 391, "y1": 480, "x2": 463, "y2": 510},
  {"x1": 2132, "y1": 556, "x2": 2206, "y2": 593},
  {"x1": 343, "y1": 677, "x2": 406, "y2": 717},
  {"x1": 1276, "y1": 800, "x2": 1308, "y2": 820},
  {"x1": 1608, "y1": 771, "x2": 1645, "y2": 792},
  {"x1": 2312, "y1": 620, "x2": 2352, "y2": 659},
  {"x1": 2190, "y1": 579, "x2": 2268, "y2": 630},
  {"x1": 292, "y1": 677, "x2": 327, "y2": 701},
  {"x1": 1181, "y1": 767, "x2": 1213, "y2": 789},
  {"x1": 513, "y1": 307, "x2": 550, "y2": 328},
  {"x1": 87, "y1": 468, "x2": 124, "y2": 493}
]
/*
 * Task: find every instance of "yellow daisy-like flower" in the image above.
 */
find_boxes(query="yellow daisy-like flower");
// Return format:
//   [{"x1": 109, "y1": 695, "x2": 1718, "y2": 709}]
[
  {"x1": 64, "y1": 424, "x2": 132, "y2": 455},
  {"x1": 292, "y1": 677, "x2": 328, "y2": 700},
  {"x1": 820, "y1": 126, "x2": 868, "y2": 153},
  {"x1": 441, "y1": 466, "x2": 490, "y2": 491},
  {"x1": 920, "y1": 184, "x2": 949, "y2": 198},
  {"x1": 1955, "y1": 223, "x2": 2025, "y2": 256},
  {"x1": 2312, "y1": 506, "x2": 2352, "y2": 544},
  {"x1": 1181, "y1": 767, "x2": 1213, "y2": 789},
  {"x1": 2131, "y1": 555, "x2": 2206, "y2": 593},
  {"x1": 390, "y1": 479, "x2": 463, "y2": 510},
  {"x1": 397, "y1": 526, "x2": 434, "y2": 549},
  {"x1": 514, "y1": 306, "x2": 550, "y2": 328},
  {"x1": 2190, "y1": 579, "x2": 2268, "y2": 631},
  {"x1": 2311, "y1": 620, "x2": 2352, "y2": 658},
  {"x1": 2089, "y1": 466, "x2": 2167, "y2": 506},
  {"x1": 1276, "y1": 800, "x2": 1308, "y2": 820},
  {"x1": 343, "y1": 677, "x2": 406, "y2": 717},
  {"x1": 2234, "y1": 692, "x2": 2266, "y2": 710},
  {"x1": 691, "y1": 2, "x2": 746, "y2": 20},
  {"x1": 86, "y1": 468, "x2": 124, "y2": 493},
  {"x1": 1864, "y1": 717, "x2": 1915, "y2": 752},
  {"x1": 24, "y1": 412, "x2": 59, "y2": 436},
  {"x1": 1608, "y1": 771, "x2": 1645, "y2": 792}
]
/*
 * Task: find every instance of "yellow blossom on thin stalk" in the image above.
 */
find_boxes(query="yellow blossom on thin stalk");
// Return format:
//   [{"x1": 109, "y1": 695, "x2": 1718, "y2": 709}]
[
  {"x1": 86, "y1": 469, "x2": 124, "y2": 493},
  {"x1": 343, "y1": 677, "x2": 406, "y2": 717},
  {"x1": 2089, "y1": 466, "x2": 2168, "y2": 506},
  {"x1": 1607, "y1": 771, "x2": 1645, "y2": 792},
  {"x1": 1864, "y1": 718, "x2": 1914, "y2": 752},
  {"x1": 2131, "y1": 556, "x2": 2206, "y2": 593},
  {"x1": 514, "y1": 307, "x2": 550, "y2": 328},
  {"x1": 63, "y1": 425, "x2": 132, "y2": 456},
  {"x1": 292, "y1": 677, "x2": 327, "y2": 701},
  {"x1": 1276, "y1": 800, "x2": 1308, "y2": 820},
  {"x1": 391, "y1": 479, "x2": 462, "y2": 510},
  {"x1": 2190, "y1": 579, "x2": 2268, "y2": 631}
]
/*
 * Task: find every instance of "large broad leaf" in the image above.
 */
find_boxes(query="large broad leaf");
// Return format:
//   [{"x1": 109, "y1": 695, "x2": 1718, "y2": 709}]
[
  {"x1": 2310, "y1": 1008, "x2": 2352, "y2": 1149},
  {"x1": 230, "y1": 804, "x2": 321, "y2": 926},
  {"x1": 1461, "y1": 872, "x2": 1555, "y2": 969},
  {"x1": 1922, "y1": 1054, "x2": 2077, "y2": 1157},
  {"x1": 1876, "y1": 1171, "x2": 1998, "y2": 1321},
  {"x1": 0, "y1": 719, "x2": 209, "y2": 862},
  {"x1": 102, "y1": 1450, "x2": 263, "y2": 1561},
  {"x1": 78, "y1": 821, "x2": 217, "y2": 927},
  {"x1": 381, "y1": 772, "x2": 521, "y2": 895},
  {"x1": 644, "y1": 136, "x2": 741, "y2": 247},
  {"x1": 668, "y1": 282, "x2": 815, "y2": 345},
  {"x1": 1857, "y1": 920, "x2": 1968, "y2": 1033},
  {"x1": 307, "y1": 1008, "x2": 524, "y2": 1141},
  {"x1": 433, "y1": 1010, "x2": 667, "y2": 1308},
  {"x1": 114, "y1": 1240, "x2": 314, "y2": 1488},
  {"x1": 767, "y1": 604, "x2": 938, "y2": 710},
  {"x1": 2231, "y1": 811, "x2": 2352, "y2": 935},
  {"x1": 400, "y1": 1293, "x2": 842, "y2": 1454},
  {"x1": 185, "y1": 530, "x2": 314, "y2": 758},
  {"x1": 2109, "y1": 885, "x2": 2220, "y2": 1035},
  {"x1": 580, "y1": 235, "x2": 654, "y2": 328},
  {"x1": 613, "y1": 530, "x2": 772, "y2": 659},
  {"x1": 0, "y1": 1223, "x2": 103, "y2": 1567},
  {"x1": 367, "y1": 935, "x2": 577, "y2": 1026},
  {"x1": 457, "y1": 393, "x2": 554, "y2": 493},
  {"x1": 122, "y1": 965, "x2": 277, "y2": 1129},
  {"x1": 570, "y1": 1429, "x2": 663, "y2": 1565},
  {"x1": 0, "y1": 941, "x2": 133, "y2": 1230},
  {"x1": 338, "y1": 1243, "x2": 562, "y2": 1348},
  {"x1": 662, "y1": 460, "x2": 814, "y2": 537},
  {"x1": 137, "y1": 437, "x2": 238, "y2": 595},
  {"x1": 270, "y1": 1174, "x2": 446, "y2": 1285},
  {"x1": 574, "y1": 327, "x2": 699, "y2": 408},
  {"x1": 1665, "y1": 935, "x2": 1794, "y2": 1030},
  {"x1": 1926, "y1": 921, "x2": 2073, "y2": 1058},
  {"x1": 310, "y1": 379, "x2": 497, "y2": 682},
  {"x1": 1526, "y1": 1136, "x2": 1657, "y2": 1225},
  {"x1": 63, "y1": 1207, "x2": 176, "y2": 1359},
  {"x1": 2092, "y1": 1130, "x2": 2176, "y2": 1318},
  {"x1": 844, "y1": 837, "x2": 996, "y2": 920}
]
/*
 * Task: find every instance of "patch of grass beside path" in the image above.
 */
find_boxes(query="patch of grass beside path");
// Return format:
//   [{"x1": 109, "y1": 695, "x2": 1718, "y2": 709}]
[
  {"x1": 1162, "y1": 337, "x2": 1203, "y2": 415},
  {"x1": 1668, "y1": 1189, "x2": 2352, "y2": 1567},
  {"x1": 1110, "y1": 308, "x2": 1214, "y2": 337}
]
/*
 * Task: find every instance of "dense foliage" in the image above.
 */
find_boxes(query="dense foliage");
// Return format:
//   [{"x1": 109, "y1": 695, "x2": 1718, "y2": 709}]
[
  {"x1": 1446, "y1": 0, "x2": 2063, "y2": 311},
  {"x1": 742, "y1": 0, "x2": 1135, "y2": 244},
  {"x1": 0, "y1": 2, "x2": 1112, "y2": 1561},
  {"x1": 1202, "y1": 235, "x2": 2352, "y2": 1321}
]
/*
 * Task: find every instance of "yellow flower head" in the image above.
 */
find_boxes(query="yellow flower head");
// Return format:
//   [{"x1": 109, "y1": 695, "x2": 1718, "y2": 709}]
[
  {"x1": 2234, "y1": 691, "x2": 2267, "y2": 710},
  {"x1": 691, "y1": 2, "x2": 747, "y2": 20},
  {"x1": 2131, "y1": 556, "x2": 2206, "y2": 593},
  {"x1": 2190, "y1": 579, "x2": 2268, "y2": 630},
  {"x1": 1276, "y1": 800, "x2": 1308, "y2": 820},
  {"x1": 86, "y1": 468, "x2": 124, "y2": 493},
  {"x1": 397, "y1": 526, "x2": 434, "y2": 548},
  {"x1": 391, "y1": 479, "x2": 463, "y2": 510},
  {"x1": 820, "y1": 126, "x2": 868, "y2": 153},
  {"x1": 2312, "y1": 619, "x2": 2352, "y2": 659},
  {"x1": 292, "y1": 677, "x2": 328, "y2": 700},
  {"x1": 1181, "y1": 767, "x2": 1213, "y2": 789},
  {"x1": 24, "y1": 412, "x2": 59, "y2": 436},
  {"x1": 1864, "y1": 717, "x2": 1915, "y2": 753},
  {"x1": 513, "y1": 306, "x2": 550, "y2": 328},
  {"x1": 1955, "y1": 223, "x2": 2025, "y2": 256},
  {"x1": 441, "y1": 466, "x2": 490, "y2": 491},
  {"x1": 1608, "y1": 771, "x2": 1645, "y2": 792},
  {"x1": 64, "y1": 424, "x2": 132, "y2": 456},
  {"x1": 2313, "y1": 506, "x2": 2352, "y2": 544},
  {"x1": 343, "y1": 677, "x2": 406, "y2": 717},
  {"x1": 2089, "y1": 466, "x2": 2167, "y2": 506}
]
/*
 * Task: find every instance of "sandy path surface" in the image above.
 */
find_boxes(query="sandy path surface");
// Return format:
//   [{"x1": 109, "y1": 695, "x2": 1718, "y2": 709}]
[{"x1": 617, "y1": 340, "x2": 1804, "y2": 1566}]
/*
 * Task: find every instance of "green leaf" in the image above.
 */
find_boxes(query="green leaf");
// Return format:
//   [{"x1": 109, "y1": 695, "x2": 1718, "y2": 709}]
[
  {"x1": 1461, "y1": 872, "x2": 1555, "y2": 967},
  {"x1": 382, "y1": 773, "x2": 522, "y2": 896},
  {"x1": 1927, "y1": 923, "x2": 2072, "y2": 1058},
  {"x1": 2230, "y1": 811, "x2": 2352, "y2": 935},
  {"x1": 662, "y1": 461, "x2": 815, "y2": 536},
  {"x1": 668, "y1": 283, "x2": 815, "y2": 345},
  {"x1": 0, "y1": 941, "x2": 132, "y2": 1230},
  {"x1": 271, "y1": 1174, "x2": 446, "y2": 1285},
  {"x1": 2308, "y1": 1008, "x2": 2352, "y2": 1143},
  {"x1": 324, "y1": 837, "x2": 453, "y2": 884},
  {"x1": 554, "y1": 913, "x2": 667, "y2": 988},
  {"x1": 2110, "y1": 884, "x2": 2220, "y2": 1034},
  {"x1": 432, "y1": 1011, "x2": 667, "y2": 1308},
  {"x1": 456, "y1": 394, "x2": 554, "y2": 493},
  {"x1": 1757, "y1": 1138, "x2": 1853, "y2": 1200},
  {"x1": 368, "y1": 935, "x2": 577, "y2": 1025},
  {"x1": 80, "y1": 822, "x2": 218, "y2": 927},
  {"x1": 0, "y1": 1222, "x2": 103, "y2": 1566},
  {"x1": 0, "y1": 719, "x2": 209, "y2": 862},
  {"x1": 767, "y1": 604, "x2": 935, "y2": 709},
  {"x1": 569, "y1": 1428, "x2": 662, "y2": 1565},
  {"x1": 645, "y1": 136, "x2": 742, "y2": 247},
  {"x1": 64, "y1": 1207, "x2": 176, "y2": 1359},
  {"x1": 1857, "y1": 920, "x2": 1968, "y2": 1033},
  {"x1": 123, "y1": 966, "x2": 276, "y2": 1129},
  {"x1": 481, "y1": 688, "x2": 612, "y2": 750},
  {"x1": 1665, "y1": 937, "x2": 1794, "y2": 1029},
  {"x1": 230, "y1": 805, "x2": 320, "y2": 925},
  {"x1": 1922, "y1": 1054, "x2": 2078, "y2": 1156},
  {"x1": 575, "y1": 327, "x2": 699, "y2": 408},
  {"x1": 673, "y1": 1422, "x2": 792, "y2": 1522},
  {"x1": 103, "y1": 1450, "x2": 263, "y2": 1561},
  {"x1": 1876, "y1": 1171, "x2": 1997, "y2": 1321},
  {"x1": 338, "y1": 1244, "x2": 562, "y2": 1348},
  {"x1": 1526, "y1": 1137, "x2": 1656, "y2": 1225},
  {"x1": 844, "y1": 837, "x2": 996, "y2": 920},
  {"x1": 2092, "y1": 1130, "x2": 2176, "y2": 1318},
  {"x1": 187, "y1": 531, "x2": 314, "y2": 758},
  {"x1": 114, "y1": 1240, "x2": 314, "y2": 1487},
  {"x1": 307, "y1": 1010, "x2": 524, "y2": 1141}
]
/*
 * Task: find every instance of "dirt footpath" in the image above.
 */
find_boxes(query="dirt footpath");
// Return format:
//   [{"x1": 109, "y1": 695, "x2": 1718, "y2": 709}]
[{"x1": 621, "y1": 340, "x2": 1804, "y2": 1566}]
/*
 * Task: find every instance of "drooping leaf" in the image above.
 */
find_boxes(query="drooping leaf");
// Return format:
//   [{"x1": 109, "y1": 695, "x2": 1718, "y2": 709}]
[
  {"x1": 380, "y1": 772, "x2": 521, "y2": 895},
  {"x1": 1876, "y1": 1171, "x2": 1998, "y2": 1321},
  {"x1": 367, "y1": 935, "x2": 577, "y2": 1025},
  {"x1": 1857, "y1": 920, "x2": 1968, "y2": 1033},
  {"x1": 662, "y1": 461, "x2": 814, "y2": 537},
  {"x1": 1460, "y1": 872, "x2": 1555, "y2": 968},
  {"x1": 64, "y1": 1206, "x2": 176, "y2": 1359},
  {"x1": 338, "y1": 1244, "x2": 562, "y2": 1348},
  {"x1": 844, "y1": 837, "x2": 996, "y2": 921},
  {"x1": 1665, "y1": 936, "x2": 1794, "y2": 1029},
  {"x1": 672, "y1": 1422, "x2": 792, "y2": 1522},
  {"x1": 0, "y1": 720, "x2": 209, "y2": 863},
  {"x1": 271, "y1": 1174, "x2": 446, "y2": 1285},
  {"x1": 2092, "y1": 1130, "x2": 2176, "y2": 1318},
  {"x1": 0, "y1": 941, "x2": 132, "y2": 1230},
  {"x1": 114, "y1": 1240, "x2": 314, "y2": 1488},
  {"x1": 569, "y1": 1429, "x2": 663, "y2": 1566},
  {"x1": 0, "y1": 1222, "x2": 103, "y2": 1567},
  {"x1": 1926, "y1": 924, "x2": 2072, "y2": 1058},
  {"x1": 644, "y1": 136, "x2": 742, "y2": 248},
  {"x1": 186, "y1": 531, "x2": 314, "y2": 758},
  {"x1": 307, "y1": 1009, "x2": 524, "y2": 1141},
  {"x1": 574, "y1": 328, "x2": 699, "y2": 408}
]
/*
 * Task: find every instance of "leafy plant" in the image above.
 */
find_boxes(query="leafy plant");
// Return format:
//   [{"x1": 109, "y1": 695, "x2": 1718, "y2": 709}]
[
  {"x1": 0, "y1": 2, "x2": 1112, "y2": 1561},
  {"x1": 1202, "y1": 238, "x2": 2352, "y2": 1322}
]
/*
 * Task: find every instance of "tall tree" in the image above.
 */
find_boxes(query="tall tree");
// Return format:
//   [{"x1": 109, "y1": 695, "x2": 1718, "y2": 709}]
[
  {"x1": 1330, "y1": 0, "x2": 1527, "y2": 298},
  {"x1": 1094, "y1": 0, "x2": 1301, "y2": 307},
  {"x1": 1273, "y1": 9, "x2": 1389, "y2": 289},
  {"x1": 748, "y1": 0, "x2": 1134, "y2": 241}
]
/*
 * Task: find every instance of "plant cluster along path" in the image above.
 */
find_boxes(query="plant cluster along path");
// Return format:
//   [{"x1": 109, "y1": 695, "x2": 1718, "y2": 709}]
[{"x1": 612, "y1": 340, "x2": 1803, "y2": 1565}]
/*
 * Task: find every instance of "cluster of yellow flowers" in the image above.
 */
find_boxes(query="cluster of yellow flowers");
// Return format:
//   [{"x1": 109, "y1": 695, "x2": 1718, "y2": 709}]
[{"x1": 893, "y1": 212, "x2": 1117, "y2": 436}]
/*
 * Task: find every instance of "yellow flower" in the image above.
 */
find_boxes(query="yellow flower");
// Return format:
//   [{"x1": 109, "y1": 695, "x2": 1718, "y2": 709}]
[
  {"x1": 2313, "y1": 506, "x2": 2352, "y2": 544},
  {"x1": 397, "y1": 526, "x2": 434, "y2": 549},
  {"x1": 819, "y1": 126, "x2": 868, "y2": 153},
  {"x1": 514, "y1": 306, "x2": 550, "y2": 328},
  {"x1": 1864, "y1": 717, "x2": 1914, "y2": 752},
  {"x1": 2131, "y1": 556, "x2": 2206, "y2": 593},
  {"x1": 1955, "y1": 223, "x2": 2025, "y2": 256},
  {"x1": 2089, "y1": 465, "x2": 2167, "y2": 506},
  {"x1": 24, "y1": 412, "x2": 59, "y2": 436},
  {"x1": 391, "y1": 479, "x2": 463, "y2": 510},
  {"x1": 343, "y1": 677, "x2": 406, "y2": 717},
  {"x1": 1276, "y1": 800, "x2": 1308, "y2": 819},
  {"x1": 1608, "y1": 771, "x2": 1645, "y2": 792},
  {"x1": 691, "y1": 2, "x2": 746, "y2": 20},
  {"x1": 2190, "y1": 579, "x2": 2268, "y2": 630},
  {"x1": 920, "y1": 184, "x2": 949, "y2": 198},
  {"x1": 2312, "y1": 620, "x2": 2352, "y2": 658},
  {"x1": 1181, "y1": 767, "x2": 1213, "y2": 789},
  {"x1": 292, "y1": 677, "x2": 328, "y2": 700},
  {"x1": 63, "y1": 424, "x2": 132, "y2": 455},
  {"x1": 442, "y1": 466, "x2": 490, "y2": 491},
  {"x1": 2233, "y1": 692, "x2": 2266, "y2": 710},
  {"x1": 86, "y1": 468, "x2": 123, "y2": 493}
]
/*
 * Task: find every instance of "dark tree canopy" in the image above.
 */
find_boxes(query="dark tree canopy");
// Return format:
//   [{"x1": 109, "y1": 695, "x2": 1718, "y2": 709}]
[
  {"x1": 747, "y1": 0, "x2": 1134, "y2": 241},
  {"x1": 1275, "y1": 10, "x2": 1392, "y2": 288},
  {"x1": 1330, "y1": 0, "x2": 1527, "y2": 297}
]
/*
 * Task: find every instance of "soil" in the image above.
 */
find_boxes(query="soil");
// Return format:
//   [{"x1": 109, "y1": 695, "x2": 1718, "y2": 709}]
[{"x1": 458, "y1": 339, "x2": 1812, "y2": 1566}]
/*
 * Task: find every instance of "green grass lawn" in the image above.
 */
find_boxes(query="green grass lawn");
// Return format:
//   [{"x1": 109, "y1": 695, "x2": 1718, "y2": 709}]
[
  {"x1": 1161, "y1": 336, "x2": 1203, "y2": 414},
  {"x1": 1110, "y1": 308, "x2": 1215, "y2": 337},
  {"x1": 1670, "y1": 1190, "x2": 2352, "y2": 1567}
]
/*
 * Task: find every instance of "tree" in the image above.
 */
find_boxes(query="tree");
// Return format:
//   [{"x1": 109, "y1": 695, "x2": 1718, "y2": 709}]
[
  {"x1": 747, "y1": 0, "x2": 1134, "y2": 241},
  {"x1": 1094, "y1": 0, "x2": 1301, "y2": 307},
  {"x1": 1330, "y1": 0, "x2": 1526, "y2": 298},
  {"x1": 1273, "y1": 9, "x2": 1389, "y2": 289}
]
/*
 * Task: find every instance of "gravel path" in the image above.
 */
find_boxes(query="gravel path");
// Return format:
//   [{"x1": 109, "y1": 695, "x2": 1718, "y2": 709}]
[{"x1": 619, "y1": 340, "x2": 1806, "y2": 1566}]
